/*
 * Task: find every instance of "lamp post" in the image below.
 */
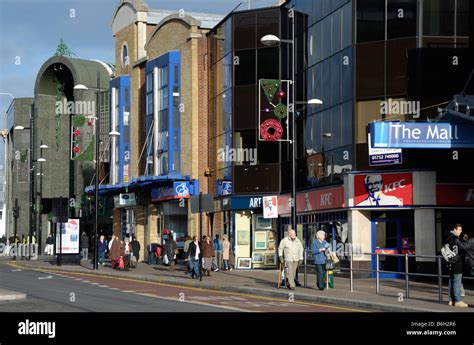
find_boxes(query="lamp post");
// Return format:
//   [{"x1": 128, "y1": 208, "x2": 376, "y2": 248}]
[
  {"x1": 74, "y1": 72, "x2": 101, "y2": 270},
  {"x1": 261, "y1": 10, "x2": 322, "y2": 233},
  {"x1": 36, "y1": 142, "x2": 48, "y2": 253}
]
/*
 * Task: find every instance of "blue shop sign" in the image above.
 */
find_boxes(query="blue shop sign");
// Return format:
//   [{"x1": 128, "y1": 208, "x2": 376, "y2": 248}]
[
  {"x1": 174, "y1": 181, "x2": 190, "y2": 198},
  {"x1": 232, "y1": 196, "x2": 263, "y2": 210},
  {"x1": 217, "y1": 180, "x2": 232, "y2": 196},
  {"x1": 152, "y1": 181, "x2": 190, "y2": 202},
  {"x1": 370, "y1": 122, "x2": 474, "y2": 149}
]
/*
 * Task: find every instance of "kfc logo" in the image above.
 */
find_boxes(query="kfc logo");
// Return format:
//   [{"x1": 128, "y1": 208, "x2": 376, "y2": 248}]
[{"x1": 355, "y1": 173, "x2": 412, "y2": 207}]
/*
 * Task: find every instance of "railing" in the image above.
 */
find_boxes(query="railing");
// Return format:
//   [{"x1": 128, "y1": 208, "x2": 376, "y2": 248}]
[{"x1": 301, "y1": 249, "x2": 474, "y2": 303}]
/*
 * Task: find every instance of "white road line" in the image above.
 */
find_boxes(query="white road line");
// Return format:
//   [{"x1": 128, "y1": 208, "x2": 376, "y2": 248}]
[
  {"x1": 98, "y1": 285, "x2": 109, "y2": 288},
  {"x1": 89, "y1": 282, "x2": 100, "y2": 285},
  {"x1": 74, "y1": 278, "x2": 83, "y2": 281},
  {"x1": 38, "y1": 276, "x2": 53, "y2": 280},
  {"x1": 122, "y1": 290, "x2": 135, "y2": 293},
  {"x1": 81, "y1": 280, "x2": 91, "y2": 283},
  {"x1": 109, "y1": 288, "x2": 119, "y2": 290},
  {"x1": 11, "y1": 269, "x2": 23, "y2": 272}
]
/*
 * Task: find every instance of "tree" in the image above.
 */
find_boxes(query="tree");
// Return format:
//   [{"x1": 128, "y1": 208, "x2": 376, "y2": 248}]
[{"x1": 54, "y1": 38, "x2": 75, "y2": 57}]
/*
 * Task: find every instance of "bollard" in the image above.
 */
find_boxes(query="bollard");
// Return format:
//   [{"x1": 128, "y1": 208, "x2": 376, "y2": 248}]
[
  {"x1": 350, "y1": 250, "x2": 354, "y2": 292},
  {"x1": 405, "y1": 254, "x2": 409, "y2": 299},
  {"x1": 304, "y1": 248, "x2": 307, "y2": 288},
  {"x1": 326, "y1": 268, "x2": 329, "y2": 290},
  {"x1": 376, "y1": 253, "x2": 380, "y2": 294},
  {"x1": 437, "y1": 255, "x2": 443, "y2": 303}
]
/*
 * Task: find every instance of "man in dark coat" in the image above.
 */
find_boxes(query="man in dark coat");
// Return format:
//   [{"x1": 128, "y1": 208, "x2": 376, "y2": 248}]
[
  {"x1": 164, "y1": 235, "x2": 178, "y2": 272},
  {"x1": 80, "y1": 232, "x2": 89, "y2": 261},
  {"x1": 445, "y1": 224, "x2": 469, "y2": 308},
  {"x1": 187, "y1": 236, "x2": 202, "y2": 280},
  {"x1": 130, "y1": 236, "x2": 141, "y2": 268}
]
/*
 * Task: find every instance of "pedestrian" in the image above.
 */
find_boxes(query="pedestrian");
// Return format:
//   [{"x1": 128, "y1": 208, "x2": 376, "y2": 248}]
[
  {"x1": 80, "y1": 231, "x2": 89, "y2": 261},
  {"x1": 98, "y1": 235, "x2": 107, "y2": 266},
  {"x1": 213, "y1": 234, "x2": 223, "y2": 272},
  {"x1": 164, "y1": 235, "x2": 178, "y2": 272},
  {"x1": 462, "y1": 233, "x2": 474, "y2": 276},
  {"x1": 444, "y1": 224, "x2": 469, "y2": 307},
  {"x1": 187, "y1": 236, "x2": 201, "y2": 279},
  {"x1": 123, "y1": 237, "x2": 131, "y2": 271},
  {"x1": 147, "y1": 242, "x2": 159, "y2": 265},
  {"x1": 130, "y1": 236, "x2": 141, "y2": 268},
  {"x1": 21, "y1": 235, "x2": 26, "y2": 244},
  {"x1": 183, "y1": 236, "x2": 193, "y2": 274},
  {"x1": 278, "y1": 229, "x2": 304, "y2": 290},
  {"x1": 222, "y1": 235, "x2": 233, "y2": 271},
  {"x1": 45, "y1": 233, "x2": 54, "y2": 256},
  {"x1": 110, "y1": 235, "x2": 122, "y2": 269},
  {"x1": 311, "y1": 230, "x2": 330, "y2": 290},
  {"x1": 201, "y1": 236, "x2": 215, "y2": 276}
]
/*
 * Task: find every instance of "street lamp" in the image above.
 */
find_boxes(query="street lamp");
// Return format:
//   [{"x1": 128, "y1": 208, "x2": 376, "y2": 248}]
[
  {"x1": 37, "y1": 141, "x2": 48, "y2": 253},
  {"x1": 260, "y1": 10, "x2": 322, "y2": 234},
  {"x1": 74, "y1": 72, "x2": 101, "y2": 270}
]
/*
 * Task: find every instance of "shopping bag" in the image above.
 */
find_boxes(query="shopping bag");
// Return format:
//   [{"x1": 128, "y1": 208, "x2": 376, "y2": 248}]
[
  {"x1": 163, "y1": 254, "x2": 169, "y2": 265},
  {"x1": 325, "y1": 260, "x2": 334, "y2": 270},
  {"x1": 118, "y1": 256, "x2": 125, "y2": 270},
  {"x1": 330, "y1": 252, "x2": 340, "y2": 264}
]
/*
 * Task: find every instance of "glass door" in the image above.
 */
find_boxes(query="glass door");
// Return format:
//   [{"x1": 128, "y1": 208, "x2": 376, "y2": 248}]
[{"x1": 371, "y1": 218, "x2": 402, "y2": 278}]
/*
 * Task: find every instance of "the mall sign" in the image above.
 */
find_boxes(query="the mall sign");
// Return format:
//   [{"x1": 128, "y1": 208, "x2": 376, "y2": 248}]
[{"x1": 370, "y1": 122, "x2": 474, "y2": 148}]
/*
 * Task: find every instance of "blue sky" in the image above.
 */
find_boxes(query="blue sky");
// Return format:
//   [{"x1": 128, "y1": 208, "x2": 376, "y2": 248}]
[{"x1": 0, "y1": 0, "x2": 276, "y2": 125}]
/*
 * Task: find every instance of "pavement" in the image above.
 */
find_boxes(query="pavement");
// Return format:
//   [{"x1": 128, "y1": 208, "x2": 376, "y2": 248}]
[
  {"x1": 4, "y1": 256, "x2": 474, "y2": 312},
  {"x1": 0, "y1": 288, "x2": 27, "y2": 301}
]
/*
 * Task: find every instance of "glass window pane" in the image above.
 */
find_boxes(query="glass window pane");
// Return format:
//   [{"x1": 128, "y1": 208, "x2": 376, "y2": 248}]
[
  {"x1": 342, "y1": 101, "x2": 353, "y2": 146},
  {"x1": 356, "y1": 42, "x2": 384, "y2": 98},
  {"x1": 457, "y1": 0, "x2": 470, "y2": 37},
  {"x1": 342, "y1": 3, "x2": 352, "y2": 49},
  {"x1": 321, "y1": 58, "x2": 331, "y2": 108},
  {"x1": 313, "y1": 112, "x2": 322, "y2": 153},
  {"x1": 234, "y1": 13, "x2": 256, "y2": 50},
  {"x1": 257, "y1": 47, "x2": 279, "y2": 80},
  {"x1": 234, "y1": 49, "x2": 256, "y2": 86},
  {"x1": 308, "y1": 24, "x2": 317, "y2": 68},
  {"x1": 423, "y1": 0, "x2": 455, "y2": 36},
  {"x1": 224, "y1": 17, "x2": 232, "y2": 56},
  {"x1": 234, "y1": 85, "x2": 256, "y2": 130},
  {"x1": 387, "y1": 0, "x2": 417, "y2": 39},
  {"x1": 386, "y1": 38, "x2": 416, "y2": 96},
  {"x1": 305, "y1": 114, "x2": 314, "y2": 155},
  {"x1": 257, "y1": 10, "x2": 279, "y2": 48},
  {"x1": 332, "y1": 10, "x2": 342, "y2": 55},
  {"x1": 341, "y1": 46, "x2": 352, "y2": 102},
  {"x1": 315, "y1": 22, "x2": 322, "y2": 64},
  {"x1": 331, "y1": 52, "x2": 342, "y2": 106},
  {"x1": 331, "y1": 105, "x2": 342, "y2": 148},
  {"x1": 322, "y1": 16, "x2": 331, "y2": 60},
  {"x1": 312, "y1": 0, "x2": 322, "y2": 24},
  {"x1": 322, "y1": 0, "x2": 331, "y2": 18},
  {"x1": 314, "y1": 63, "x2": 323, "y2": 113},
  {"x1": 322, "y1": 109, "x2": 332, "y2": 150},
  {"x1": 357, "y1": 0, "x2": 385, "y2": 43}
]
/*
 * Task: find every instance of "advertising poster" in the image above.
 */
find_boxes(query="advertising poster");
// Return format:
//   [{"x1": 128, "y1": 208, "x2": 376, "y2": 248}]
[
  {"x1": 354, "y1": 173, "x2": 413, "y2": 207},
  {"x1": 263, "y1": 196, "x2": 278, "y2": 218},
  {"x1": 56, "y1": 219, "x2": 80, "y2": 254}
]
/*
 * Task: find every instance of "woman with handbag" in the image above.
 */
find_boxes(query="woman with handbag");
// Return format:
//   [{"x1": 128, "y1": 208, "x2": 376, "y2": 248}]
[
  {"x1": 311, "y1": 230, "x2": 330, "y2": 290},
  {"x1": 164, "y1": 235, "x2": 178, "y2": 272}
]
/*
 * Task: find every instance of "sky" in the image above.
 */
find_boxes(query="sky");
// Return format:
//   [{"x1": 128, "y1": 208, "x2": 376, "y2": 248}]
[{"x1": 0, "y1": 0, "x2": 277, "y2": 125}]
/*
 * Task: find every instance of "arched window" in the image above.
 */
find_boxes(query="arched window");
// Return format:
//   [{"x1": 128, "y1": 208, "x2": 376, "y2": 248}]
[{"x1": 121, "y1": 43, "x2": 129, "y2": 67}]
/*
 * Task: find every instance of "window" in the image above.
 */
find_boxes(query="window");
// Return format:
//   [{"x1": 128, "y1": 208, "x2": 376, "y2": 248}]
[
  {"x1": 356, "y1": 41, "x2": 385, "y2": 98},
  {"x1": 321, "y1": 59, "x2": 331, "y2": 108},
  {"x1": 322, "y1": 16, "x2": 331, "y2": 60},
  {"x1": 341, "y1": 46, "x2": 352, "y2": 102},
  {"x1": 234, "y1": 85, "x2": 256, "y2": 130},
  {"x1": 257, "y1": 10, "x2": 279, "y2": 48},
  {"x1": 121, "y1": 43, "x2": 129, "y2": 67},
  {"x1": 331, "y1": 10, "x2": 341, "y2": 55},
  {"x1": 234, "y1": 13, "x2": 256, "y2": 50},
  {"x1": 331, "y1": 52, "x2": 342, "y2": 106},
  {"x1": 423, "y1": 0, "x2": 455, "y2": 36},
  {"x1": 257, "y1": 47, "x2": 279, "y2": 80},
  {"x1": 357, "y1": 0, "x2": 385, "y2": 43},
  {"x1": 331, "y1": 105, "x2": 342, "y2": 148},
  {"x1": 457, "y1": 0, "x2": 470, "y2": 37},
  {"x1": 342, "y1": 3, "x2": 352, "y2": 49},
  {"x1": 386, "y1": 38, "x2": 416, "y2": 96},
  {"x1": 234, "y1": 49, "x2": 256, "y2": 86},
  {"x1": 387, "y1": 0, "x2": 417, "y2": 39},
  {"x1": 341, "y1": 100, "x2": 353, "y2": 146}
]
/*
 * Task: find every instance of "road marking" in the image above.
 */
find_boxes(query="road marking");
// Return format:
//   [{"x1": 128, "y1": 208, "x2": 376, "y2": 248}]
[
  {"x1": 98, "y1": 285, "x2": 109, "y2": 288},
  {"x1": 11, "y1": 269, "x2": 23, "y2": 272},
  {"x1": 123, "y1": 290, "x2": 135, "y2": 293},
  {"x1": 109, "y1": 288, "x2": 119, "y2": 290},
  {"x1": 89, "y1": 282, "x2": 100, "y2": 285},
  {"x1": 38, "y1": 275, "x2": 53, "y2": 280},
  {"x1": 81, "y1": 280, "x2": 91, "y2": 283},
  {"x1": 6, "y1": 263, "x2": 369, "y2": 312}
]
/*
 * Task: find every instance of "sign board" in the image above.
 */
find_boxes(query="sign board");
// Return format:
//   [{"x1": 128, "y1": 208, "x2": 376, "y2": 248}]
[
  {"x1": 436, "y1": 184, "x2": 474, "y2": 206},
  {"x1": 114, "y1": 193, "x2": 137, "y2": 208},
  {"x1": 190, "y1": 194, "x2": 214, "y2": 213},
  {"x1": 151, "y1": 182, "x2": 190, "y2": 202},
  {"x1": 278, "y1": 186, "x2": 344, "y2": 215},
  {"x1": 263, "y1": 196, "x2": 278, "y2": 218},
  {"x1": 368, "y1": 133, "x2": 402, "y2": 166},
  {"x1": 354, "y1": 173, "x2": 413, "y2": 207},
  {"x1": 370, "y1": 122, "x2": 474, "y2": 149},
  {"x1": 217, "y1": 180, "x2": 232, "y2": 196},
  {"x1": 56, "y1": 219, "x2": 80, "y2": 254}
]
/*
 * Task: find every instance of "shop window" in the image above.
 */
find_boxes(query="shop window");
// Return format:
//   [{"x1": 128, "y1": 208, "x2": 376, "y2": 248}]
[
  {"x1": 387, "y1": 0, "x2": 417, "y2": 39},
  {"x1": 423, "y1": 0, "x2": 455, "y2": 36},
  {"x1": 356, "y1": 41, "x2": 385, "y2": 99},
  {"x1": 356, "y1": 0, "x2": 385, "y2": 43},
  {"x1": 234, "y1": 13, "x2": 256, "y2": 50},
  {"x1": 234, "y1": 49, "x2": 256, "y2": 86}
]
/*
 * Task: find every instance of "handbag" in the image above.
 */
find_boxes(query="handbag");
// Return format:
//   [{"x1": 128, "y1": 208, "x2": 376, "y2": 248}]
[
  {"x1": 325, "y1": 260, "x2": 334, "y2": 270},
  {"x1": 330, "y1": 252, "x2": 340, "y2": 264},
  {"x1": 163, "y1": 254, "x2": 169, "y2": 265},
  {"x1": 118, "y1": 256, "x2": 125, "y2": 269}
]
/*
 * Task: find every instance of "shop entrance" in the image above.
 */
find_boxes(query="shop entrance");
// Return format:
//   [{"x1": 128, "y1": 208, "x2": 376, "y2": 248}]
[{"x1": 371, "y1": 211, "x2": 414, "y2": 279}]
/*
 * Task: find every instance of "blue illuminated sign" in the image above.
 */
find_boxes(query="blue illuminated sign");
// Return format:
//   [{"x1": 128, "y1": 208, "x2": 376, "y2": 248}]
[{"x1": 370, "y1": 122, "x2": 474, "y2": 149}]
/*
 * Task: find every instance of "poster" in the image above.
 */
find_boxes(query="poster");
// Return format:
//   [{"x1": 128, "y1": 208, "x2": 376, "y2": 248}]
[
  {"x1": 237, "y1": 230, "x2": 250, "y2": 245},
  {"x1": 254, "y1": 231, "x2": 267, "y2": 250},
  {"x1": 263, "y1": 196, "x2": 278, "y2": 218},
  {"x1": 56, "y1": 219, "x2": 80, "y2": 254},
  {"x1": 256, "y1": 216, "x2": 272, "y2": 230},
  {"x1": 354, "y1": 173, "x2": 413, "y2": 207}
]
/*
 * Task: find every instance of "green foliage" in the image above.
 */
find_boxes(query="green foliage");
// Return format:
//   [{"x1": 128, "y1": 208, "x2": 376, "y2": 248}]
[
  {"x1": 73, "y1": 115, "x2": 86, "y2": 127},
  {"x1": 74, "y1": 136, "x2": 94, "y2": 161},
  {"x1": 54, "y1": 38, "x2": 75, "y2": 57},
  {"x1": 261, "y1": 79, "x2": 280, "y2": 103}
]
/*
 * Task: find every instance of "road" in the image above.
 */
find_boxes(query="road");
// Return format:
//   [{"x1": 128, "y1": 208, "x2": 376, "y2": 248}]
[{"x1": 0, "y1": 261, "x2": 369, "y2": 312}]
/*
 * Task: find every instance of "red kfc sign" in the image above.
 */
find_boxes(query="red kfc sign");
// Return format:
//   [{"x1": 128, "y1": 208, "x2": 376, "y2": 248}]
[
  {"x1": 278, "y1": 186, "x2": 344, "y2": 215},
  {"x1": 354, "y1": 173, "x2": 413, "y2": 207},
  {"x1": 437, "y1": 184, "x2": 474, "y2": 206}
]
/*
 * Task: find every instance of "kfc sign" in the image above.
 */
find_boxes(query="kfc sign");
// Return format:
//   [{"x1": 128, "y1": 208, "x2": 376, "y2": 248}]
[
  {"x1": 278, "y1": 186, "x2": 344, "y2": 215},
  {"x1": 354, "y1": 173, "x2": 413, "y2": 207},
  {"x1": 437, "y1": 184, "x2": 474, "y2": 206}
]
